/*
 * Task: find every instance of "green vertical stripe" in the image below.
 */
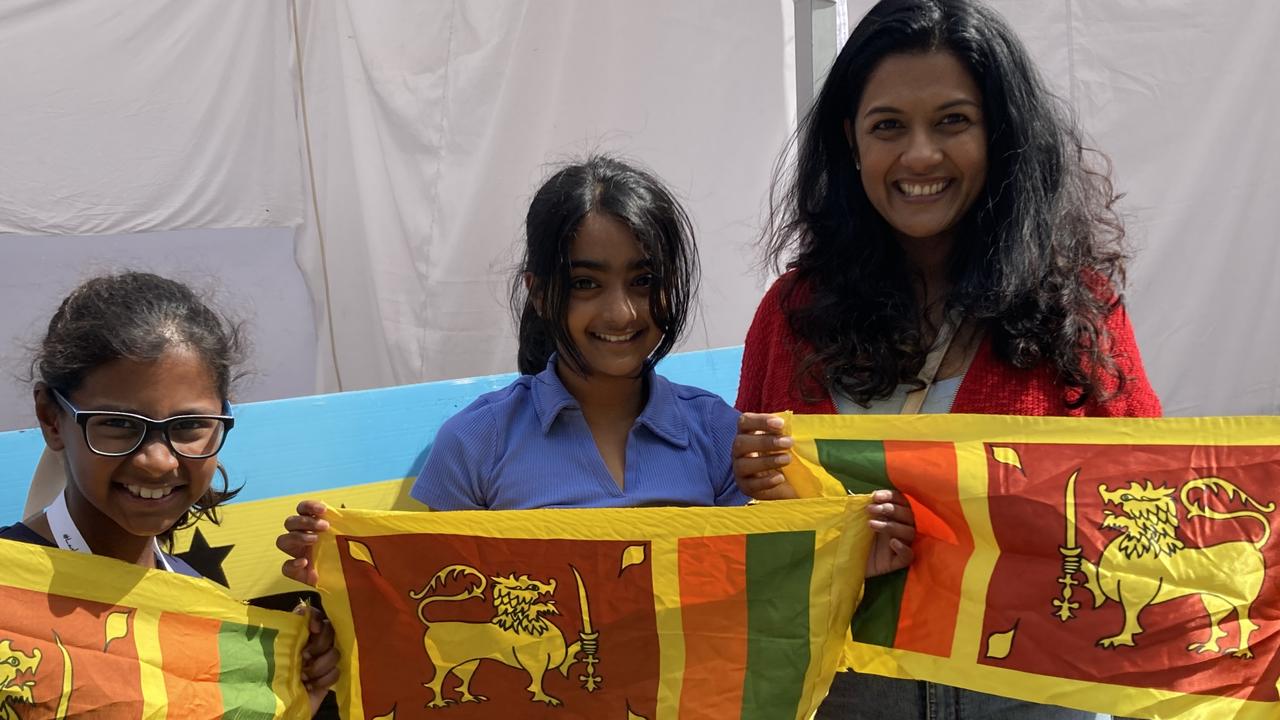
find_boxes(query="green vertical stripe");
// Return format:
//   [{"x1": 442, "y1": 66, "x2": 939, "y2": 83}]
[
  {"x1": 217, "y1": 621, "x2": 278, "y2": 719},
  {"x1": 817, "y1": 439, "x2": 891, "y2": 494},
  {"x1": 817, "y1": 439, "x2": 906, "y2": 648},
  {"x1": 741, "y1": 531, "x2": 814, "y2": 720}
]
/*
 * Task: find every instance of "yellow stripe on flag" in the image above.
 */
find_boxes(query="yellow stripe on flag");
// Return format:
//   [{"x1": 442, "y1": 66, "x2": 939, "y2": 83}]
[
  {"x1": 651, "y1": 536, "x2": 684, "y2": 716},
  {"x1": 132, "y1": 610, "x2": 168, "y2": 719}
]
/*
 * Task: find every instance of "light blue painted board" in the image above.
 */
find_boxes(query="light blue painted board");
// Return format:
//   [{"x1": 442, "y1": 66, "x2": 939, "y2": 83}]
[{"x1": 0, "y1": 346, "x2": 744, "y2": 520}]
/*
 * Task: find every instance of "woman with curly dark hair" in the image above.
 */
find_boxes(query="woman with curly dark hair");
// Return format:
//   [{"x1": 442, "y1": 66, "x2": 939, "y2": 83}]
[{"x1": 732, "y1": 0, "x2": 1160, "y2": 717}]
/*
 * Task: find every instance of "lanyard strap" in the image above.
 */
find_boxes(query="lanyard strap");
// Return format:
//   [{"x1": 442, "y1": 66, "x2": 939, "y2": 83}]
[
  {"x1": 44, "y1": 491, "x2": 173, "y2": 572},
  {"x1": 45, "y1": 490, "x2": 89, "y2": 552},
  {"x1": 901, "y1": 313, "x2": 961, "y2": 415}
]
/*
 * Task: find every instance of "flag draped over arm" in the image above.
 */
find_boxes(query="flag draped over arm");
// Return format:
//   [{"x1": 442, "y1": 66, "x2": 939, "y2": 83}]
[
  {"x1": 780, "y1": 412, "x2": 1280, "y2": 720},
  {"x1": 313, "y1": 497, "x2": 871, "y2": 720},
  {"x1": 0, "y1": 538, "x2": 310, "y2": 719}
]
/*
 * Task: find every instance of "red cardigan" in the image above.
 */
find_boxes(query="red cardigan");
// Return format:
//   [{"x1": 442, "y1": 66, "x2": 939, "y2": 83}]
[{"x1": 736, "y1": 271, "x2": 1162, "y2": 418}]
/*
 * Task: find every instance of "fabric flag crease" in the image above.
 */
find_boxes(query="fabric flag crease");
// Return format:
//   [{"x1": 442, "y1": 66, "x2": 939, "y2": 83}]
[
  {"x1": 779, "y1": 412, "x2": 1280, "y2": 720},
  {"x1": 0, "y1": 538, "x2": 310, "y2": 719},
  {"x1": 313, "y1": 498, "x2": 872, "y2": 720}
]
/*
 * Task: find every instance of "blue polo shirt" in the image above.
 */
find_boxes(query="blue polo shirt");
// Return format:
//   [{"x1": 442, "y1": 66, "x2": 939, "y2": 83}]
[{"x1": 411, "y1": 359, "x2": 749, "y2": 510}]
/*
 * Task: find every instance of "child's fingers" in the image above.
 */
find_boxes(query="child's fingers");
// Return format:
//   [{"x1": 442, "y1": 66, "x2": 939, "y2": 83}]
[
  {"x1": 281, "y1": 557, "x2": 317, "y2": 586},
  {"x1": 304, "y1": 655, "x2": 340, "y2": 694},
  {"x1": 731, "y1": 427, "x2": 792, "y2": 459},
  {"x1": 737, "y1": 412, "x2": 785, "y2": 435},
  {"x1": 301, "y1": 607, "x2": 339, "y2": 691},
  {"x1": 731, "y1": 414, "x2": 793, "y2": 497},
  {"x1": 870, "y1": 488, "x2": 911, "y2": 507},
  {"x1": 867, "y1": 518, "x2": 916, "y2": 544},
  {"x1": 736, "y1": 471, "x2": 800, "y2": 501},
  {"x1": 732, "y1": 449, "x2": 792, "y2": 480},
  {"x1": 309, "y1": 609, "x2": 326, "y2": 634},
  {"x1": 276, "y1": 530, "x2": 317, "y2": 559},
  {"x1": 295, "y1": 499, "x2": 329, "y2": 518},
  {"x1": 283, "y1": 514, "x2": 329, "y2": 534},
  {"x1": 867, "y1": 500, "x2": 914, "y2": 526},
  {"x1": 889, "y1": 538, "x2": 914, "y2": 566},
  {"x1": 307, "y1": 612, "x2": 334, "y2": 647},
  {"x1": 303, "y1": 645, "x2": 340, "y2": 682},
  {"x1": 865, "y1": 532, "x2": 916, "y2": 577}
]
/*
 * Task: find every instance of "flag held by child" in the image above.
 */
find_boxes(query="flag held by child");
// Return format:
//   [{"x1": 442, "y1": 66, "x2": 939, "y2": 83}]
[
  {"x1": 313, "y1": 497, "x2": 871, "y2": 720},
  {"x1": 0, "y1": 538, "x2": 310, "y2": 719}
]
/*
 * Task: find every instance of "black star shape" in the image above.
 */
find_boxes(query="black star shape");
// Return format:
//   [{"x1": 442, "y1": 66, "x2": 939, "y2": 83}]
[{"x1": 176, "y1": 528, "x2": 234, "y2": 587}]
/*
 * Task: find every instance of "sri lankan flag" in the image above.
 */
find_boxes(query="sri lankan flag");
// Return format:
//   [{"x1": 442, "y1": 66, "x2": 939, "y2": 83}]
[
  {"x1": 0, "y1": 538, "x2": 310, "y2": 719},
  {"x1": 781, "y1": 412, "x2": 1280, "y2": 720},
  {"x1": 313, "y1": 497, "x2": 871, "y2": 719}
]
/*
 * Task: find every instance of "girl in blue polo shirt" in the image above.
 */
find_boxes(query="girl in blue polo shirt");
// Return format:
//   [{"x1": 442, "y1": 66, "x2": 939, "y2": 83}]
[
  {"x1": 415, "y1": 156, "x2": 745, "y2": 510},
  {"x1": 279, "y1": 157, "x2": 913, "y2": 580}
]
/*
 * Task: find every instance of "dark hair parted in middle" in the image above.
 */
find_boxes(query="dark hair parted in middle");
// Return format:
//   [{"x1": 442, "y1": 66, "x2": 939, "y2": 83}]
[
  {"x1": 766, "y1": 0, "x2": 1127, "y2": 407},
  {"x1": 513, "y1": 155, "x2": 699, "y2": 376}
]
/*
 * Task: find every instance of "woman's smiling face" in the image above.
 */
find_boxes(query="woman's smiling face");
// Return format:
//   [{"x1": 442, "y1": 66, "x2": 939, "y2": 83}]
[{"x1": 851, "y1": 50, "x2": 988, "y2": 250}]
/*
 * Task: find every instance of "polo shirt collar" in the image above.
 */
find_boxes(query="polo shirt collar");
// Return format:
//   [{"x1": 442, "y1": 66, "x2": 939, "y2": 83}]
[
  {"x1": 532, "y1": 357, "x2": 579, "y2": 433},
  {"x1": 531, "y1": 356, "x2": 690, "y2": 448}
]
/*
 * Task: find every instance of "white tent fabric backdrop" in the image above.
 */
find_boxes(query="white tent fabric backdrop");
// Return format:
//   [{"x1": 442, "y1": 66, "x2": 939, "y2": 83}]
[
  {"x1": 290, "y1": 0, "x2": 796, "y2": 392},
  {"x1": 0, "y1": 0, "x2": 1276, "y2": 434},
  {"x1": 0, "y1": 0, "x2": 303, "y2": 234}
]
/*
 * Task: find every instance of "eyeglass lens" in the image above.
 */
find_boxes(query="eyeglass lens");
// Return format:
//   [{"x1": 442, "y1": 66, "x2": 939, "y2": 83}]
[{"x1": 84, "y1": 416, "x2": 226, "y2": 457}]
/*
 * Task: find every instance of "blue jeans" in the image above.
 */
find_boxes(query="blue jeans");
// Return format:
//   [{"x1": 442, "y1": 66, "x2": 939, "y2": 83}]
[{"x1": 817, "y1": 672, "x2": 1095, "y2": 719}]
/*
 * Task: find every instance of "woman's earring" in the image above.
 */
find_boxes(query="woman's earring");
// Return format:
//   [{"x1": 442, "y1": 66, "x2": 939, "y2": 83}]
[{"x1": 854, "y1": 156, "x2": 861, "y2": 171}]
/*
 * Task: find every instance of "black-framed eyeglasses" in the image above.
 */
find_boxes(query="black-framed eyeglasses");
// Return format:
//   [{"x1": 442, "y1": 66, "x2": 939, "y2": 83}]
[{"x1": 50, "y1": 388, "x2": 234, "y2": 459}]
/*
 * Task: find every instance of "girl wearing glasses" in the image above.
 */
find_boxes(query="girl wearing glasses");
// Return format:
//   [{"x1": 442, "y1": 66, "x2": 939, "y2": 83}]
[{"x1": 0, "y1": 271, "x2": 338, "y2": 715}]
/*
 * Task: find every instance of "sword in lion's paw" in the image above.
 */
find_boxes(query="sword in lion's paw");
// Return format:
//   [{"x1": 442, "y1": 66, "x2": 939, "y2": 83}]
[
  {"x1": 570, "y1": 566, "x2": 602, "y2": 692},
  {"x1": 1053, "y1": 469, "x2": 1082, "y2": 622}
]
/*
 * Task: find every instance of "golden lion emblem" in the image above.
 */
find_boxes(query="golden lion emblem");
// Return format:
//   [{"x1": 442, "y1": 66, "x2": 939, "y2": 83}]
[
  {"x1": 0, "y1": 639, "x2": 41, "y2": 720},
  {"x1": 409, "y1": 564, "x2": 598, "y2": 708},
  {"x1": 1057, "y1": 475, "x2": 1274, "y2": 657}
]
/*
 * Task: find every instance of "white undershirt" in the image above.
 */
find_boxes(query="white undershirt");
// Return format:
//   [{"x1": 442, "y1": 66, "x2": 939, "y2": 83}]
[{"x1": 44, "y1": 491, "x2": 174, "y2": 571}]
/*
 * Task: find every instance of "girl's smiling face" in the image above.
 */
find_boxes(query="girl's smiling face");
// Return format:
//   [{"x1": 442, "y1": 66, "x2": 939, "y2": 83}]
[
  {"x1": 561, "y1": 212, "x2": 662, "y2": 380},
  {"x1": 851, "y1": 50, "x2": 988, "y2": 251},
  {"x1": 37, "y1": 348, "x2": 223, "y2": 550}
]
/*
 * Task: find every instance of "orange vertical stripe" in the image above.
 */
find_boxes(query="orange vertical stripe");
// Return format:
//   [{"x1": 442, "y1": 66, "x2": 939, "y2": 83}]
[
  {"x1": 678, "y1": 534, "x2": 748, "y2": 719},
  {"x1": 884, "y1": 440, "x2": 973, "y2": 657},
  {"x1": 157, "y1": 613, "x2": 223, "y2": 718}
]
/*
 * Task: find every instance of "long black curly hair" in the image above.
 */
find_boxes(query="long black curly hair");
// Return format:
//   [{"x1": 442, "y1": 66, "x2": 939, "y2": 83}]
[{"x1": 765, "y1": 0, "x2": 1127, "y2": 407}]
